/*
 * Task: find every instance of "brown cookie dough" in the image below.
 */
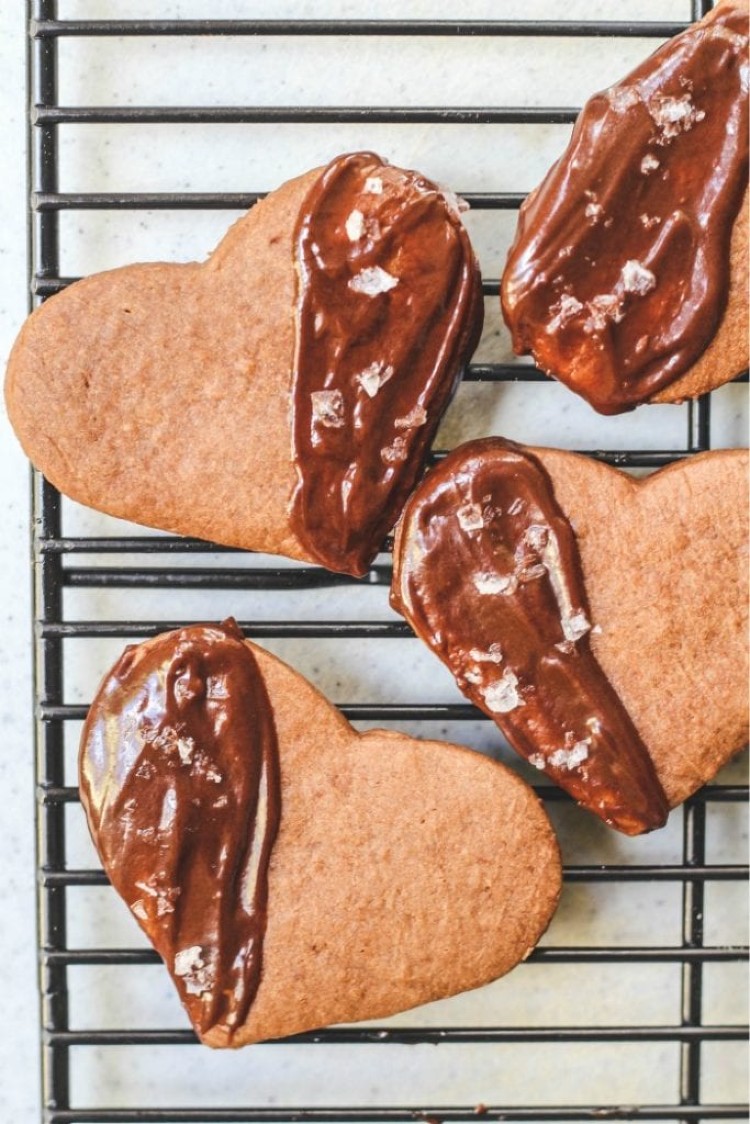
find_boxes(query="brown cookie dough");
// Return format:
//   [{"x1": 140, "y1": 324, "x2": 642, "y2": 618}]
[
  {"x1": 537, "y1": 447, "x2": 748, "y2": 806},
  {"x1": 392, "y1": 441, "x2": 748, "y2": 823},
  {"x1": 5, "y1": 153, "x2": 483, "y2": 576},
  {"x1": 501, "y1": 0, "x2": 749, "y2": 413},
  {"x1": 80, "y1": 622, "x2": 562, "y2": 1048}
]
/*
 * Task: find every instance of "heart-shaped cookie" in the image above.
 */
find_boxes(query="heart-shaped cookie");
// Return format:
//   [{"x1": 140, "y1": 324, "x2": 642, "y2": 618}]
[
  {"x1": 392, "y1": 440, "x2": 748, "y2": 830},
  {"x1": 80, "y1": 620, "x2": 561, "y2": 1048},
  {"x1": 501, "y1": 0, "x2": 749, "y2": 413},
  {"x1": 6, "y1": 152, "x2": 482, "y2": 576}
]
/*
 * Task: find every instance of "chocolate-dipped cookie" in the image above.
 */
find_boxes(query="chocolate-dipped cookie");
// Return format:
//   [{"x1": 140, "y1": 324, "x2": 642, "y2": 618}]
[
  {"x1": 501, "y1": 0, "x2": 749, "y2": 414},
  {"x1": 391, "y1": 439, "x2": 748, "y2": 833},
  {"x1": 80, "y1": 620, "x2": 561, "y2": 1047},
  {"x1": 6, "y1": 153, "x2": 483, "y2": 576}
]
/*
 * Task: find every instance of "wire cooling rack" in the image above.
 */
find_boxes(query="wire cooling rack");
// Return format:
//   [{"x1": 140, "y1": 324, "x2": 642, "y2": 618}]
[{"x1": 28, "y1": 2, "x2": 748, "y2": 1122}]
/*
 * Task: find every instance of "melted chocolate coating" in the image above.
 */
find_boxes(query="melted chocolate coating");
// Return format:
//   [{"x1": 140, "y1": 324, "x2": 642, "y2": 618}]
[
  {"x1": 502, "y1": 3, "x2": 749, "y2": 414},
  {"x1": 79, "y1": 620, "x2": 280, "y2": 1046},
  {"x1": 290, "y1": 151, "x2": 483, "y2": 576},
  {"x1": 391, "y1": 438, "x2": 669, "y2": 835}
]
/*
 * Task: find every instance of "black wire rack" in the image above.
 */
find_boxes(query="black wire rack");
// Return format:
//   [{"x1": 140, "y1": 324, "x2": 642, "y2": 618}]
[{"x1": 28, "y1": 2, "x2": 748, "y2": 1123}]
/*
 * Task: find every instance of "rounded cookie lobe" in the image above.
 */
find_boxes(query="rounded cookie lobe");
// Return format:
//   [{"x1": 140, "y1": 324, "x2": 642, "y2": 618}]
[
  {"x1": 80, "y1": 622, "x2": 562, "y2": 1046},
  {"x1": 501, "y1": 1, "x2": 749, "y2": 413},
  {"x1": 291, "y1": 152, "x2": 484, "y2": 576},
  {"x1": 393, "y1": 441, "x2": 748, "y2": 821},
  {"x1": 79, "y1": 619, "x2": 280, "y2": 1047},
  {"x1": 5, "y1": 153, "x2": 482, "y2": 576},
  {"x1": 391, "y1": 437, "x2": 669, "y2": 835},
  {"x1": 534, "y1": 446, "x2": 749, "y2": 808}
]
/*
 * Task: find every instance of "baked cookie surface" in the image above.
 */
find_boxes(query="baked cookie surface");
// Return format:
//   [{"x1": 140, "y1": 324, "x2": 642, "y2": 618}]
[
  {"x1": 80, "y1": 621, "x2": 562, "y2": 1047},
  {"x1": 6, "y1": 153, "x2": 483, "y2": 576},
  {"x1": 501, "y1": 0, "x2": 749, "y2": 413},
  {"x1": 392, "y1": 441, "x2": 749, "y2": 828}
]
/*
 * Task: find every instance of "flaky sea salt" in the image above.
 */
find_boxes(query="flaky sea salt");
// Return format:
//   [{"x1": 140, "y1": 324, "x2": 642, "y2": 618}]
[
  {"x1": 621, "y1": 260, "x2": 656, "y2": 296},
  {"x1": 176, "y1": 736, "x2": 195, "y2": 765},
  {"x1": 608, "y1": 85, "x2": 640, "y2": 113},
  {"x1": 548, "y1": 741, "x2": 590, "y2": 771},
  {"x1": 472, "y1": 572, "x2": 516, "y2": 596},
  {"x1": 562, "y1": 610, "x2": 591, "y2": 644},
  {"x1": 174, "y1": 946, "x2": 214, "y2": 996},
  {"x1": 482, "y1": 670, "x2": 523, "y2": 714},
  {"x1": 456, "y1": 503, "x2": 484, "y2": 533},
  {"x1": 311, "y1": 389, "x2": 345, "y2": 428},
  {"x1": 525, "y1": 524, "x2": 549, "y2": 553},
  {"x1": 583, "y1": 293, "x2": 625, "y2": 334},
  {"x1": 648, "y1": 93, "x2": 705, "y2": 140},
  {"x1": 355, "y1": 361, "x2": 394, "y2": 398},
  {"x1": 382, "y1": 436, "x2": 408, "y2": 463},
  {"x1": 394, "y1": 405, "x2": 427, "y2": 429},
  {"x1": 468, "y1": 644, "x2": 503, "y2": 664},
  {"x1": 547, "y1": 293, "x2": 584, "y2": 334},
  {"x1": 349, "y1": 266, "x2": 399, "y2": 296},
  {"x1": 345, "y1": 209, "x2": 365, "y2": 241}
]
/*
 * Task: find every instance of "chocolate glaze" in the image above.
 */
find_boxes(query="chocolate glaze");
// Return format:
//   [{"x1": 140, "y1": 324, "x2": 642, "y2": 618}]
[
  {"x1": 502, "y1": 2, "x2": 749, "y2": 414},
  {"x1": 290, "y1": 151, "x2": 483, "y2": 576},
  {"x1": 79, "y1": 619, "x2": 280, "y2": 1046},
  {"x1": 391, "y1": 438, "x2": 669, "y2": 835}
]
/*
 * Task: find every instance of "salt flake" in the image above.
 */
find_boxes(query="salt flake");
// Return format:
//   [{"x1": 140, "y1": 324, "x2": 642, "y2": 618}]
[
  {"x1": 345, "y1": 209, "x2": 365, "y2": 241},
  {"x1": 176, "y1": 736, "x2": 195, "y2": 765},
  {"x1": 311, "y1": 389, "x2": 345, "y2": 428},
  {"x1": 174, "y1": 946, "x2": 214, "y2": 997},
  {"x1": 355, "y1": 361, "x2": 394, "y2": 398},
  {"x1": 472, "y1": 572, "x2": 516, "y2": 596},
  {"x1": 621, "y1": 260, "x2": 656, "y2": 296},
  {"x1": 456, "y1": 503, "x2": 484, "y2": 533},
  {"x1": 382, "y1": 436, "x2": 408, "y2": 464},
  {"x1": 349, "y1": 266, "x2": 399, "y2": 297},
  {"x1": 395, "y1": 405, "x2": 427, "y2": 429},
  {"x1": 482, "y1": 670, "x2": 523, "y2": 714},
  {"x1": 562, "y1": 610, "x2": 591, "y2": 643},
  {"x1": 548, "y1": 740, "x2": 590, "y2": 771},
  {"x1": 648, "y1": 93, "x2": 705, "y2": 140},
  {"x1": 608, "y1": 85, "x2": 640, "y2": 113},
  {"x1": 469, "y1": 644, "x2": 503, "y2": 664},
  {"x1": 547, "y1": 293, "x2": 584, "y2": 334}
]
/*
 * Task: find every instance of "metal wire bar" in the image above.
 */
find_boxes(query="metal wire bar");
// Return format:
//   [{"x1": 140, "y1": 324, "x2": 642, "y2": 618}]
[
  {"x1": 37, "y1": 783, "x2": 750, "y2": 806},
  {"x1": 30, "y1": 0, "x2": 71, "y2": 1116},
  {"x1": 39, "y1": 1104, "x2": 750, "y2": 1123},
  {"x1": 43, "y1": 1025, "x2": 748, "y2": 1047},
  {"x1": 32, "y1": 106, "x2": 581, "y2": 125},
  {"x1": 46, "y1": 946, "x2": 749, "y2": 967},
  {"x1": 37, "y1": 865, "x2": 750, "y2": 887},
  {"x1": 680, "y1": 801, "x2": 708, "y2": 1121},
  {"x1": 32, "y1": 18, "x2": 688, "y2": 38},
  {"x1": 32, "y1": 191, "x2": 524, "y2": 209}
]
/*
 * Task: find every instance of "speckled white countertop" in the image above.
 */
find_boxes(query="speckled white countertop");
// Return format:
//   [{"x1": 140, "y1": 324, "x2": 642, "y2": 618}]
[{"x1": 0, "y1": 4, "x2": 747, "y2": 1122}]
